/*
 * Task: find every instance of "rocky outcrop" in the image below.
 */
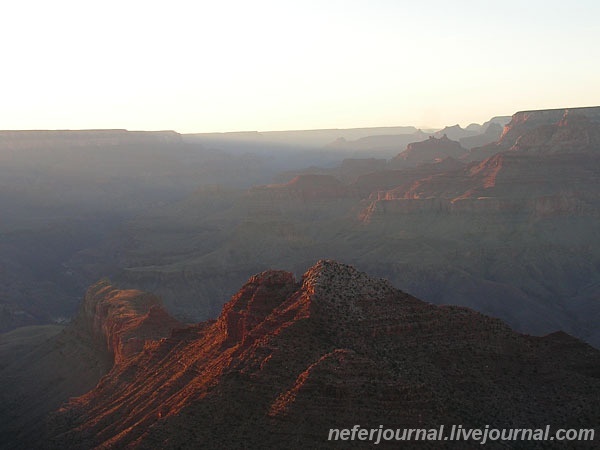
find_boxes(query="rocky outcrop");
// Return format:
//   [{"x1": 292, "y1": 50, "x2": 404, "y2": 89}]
[
  {"x1": 389, "y1": 135, "x2": 468, "y2": 168},
  {"x1": 43, "y1": 261, "x2": 600, "y2": 449},
  {"x1": 73, "y1": 280, "x2": 182, "y2": 363},
  {"x1": 500, "y1": 107, "x2": 600, "y2": 145},
  {"x1": 218, "y1": 270, "x2": 297, "y2": 343},
  {"x1": 0, "y1": 280, "x2": 183, "y2": 449},
  {"x1": 362, "y1": 193, "x2": 598, "y2": 222},
  {"x1": 465, "y1": 106, "x2": 600, "y2": 161},
  {"x1": 510, "y1": 111, "x2": 600, "y2": 154},
  {"x1": 362, "y1": 118, "x2": 600, "y2": 221}
]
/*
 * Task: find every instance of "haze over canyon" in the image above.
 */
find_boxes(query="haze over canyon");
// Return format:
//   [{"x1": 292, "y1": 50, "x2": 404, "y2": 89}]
[{"x1": 1, "y1": 106, "x2": 599, "y2": 448}]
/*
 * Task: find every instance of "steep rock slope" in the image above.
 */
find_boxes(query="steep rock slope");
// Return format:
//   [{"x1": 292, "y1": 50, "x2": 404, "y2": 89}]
[
  {"x1": 464, "y1": 106, "x2": 600, "y2": 161},
  {"x1": 74, "y1": 281, "x2": 183, "y2": 364},
  {"x1": 0, "y1": 281, "x2": 181, "y2": 449},
  {"x1": 364, "y1": 107, "x2": 600, "y2": 217},
  {"x1": 46, "y1": 261, "x2": 600, "y2": 449}
]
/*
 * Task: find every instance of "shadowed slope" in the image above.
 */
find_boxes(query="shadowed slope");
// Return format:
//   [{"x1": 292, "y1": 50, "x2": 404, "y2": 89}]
[{"x1": 0, "y1": 281, "x2": 182, "y2": 449}]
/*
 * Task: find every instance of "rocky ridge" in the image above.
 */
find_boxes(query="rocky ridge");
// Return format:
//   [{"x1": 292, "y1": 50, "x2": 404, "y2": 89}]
[
  {"x1": 94, "y1": 108, "x2": 600, "y2": 352},
  {"x1": 41, "y1": 260, "x2": 600, "y2": 449},
  {"x1": 0, "y1": 282, "x2": 181, "y2": 449},
  {"x1": 73, "y1": 280, "x2": 183, "y2": 363},
  {"x1": 363, "y1": 107, "x2": 600, "y2": 221},
  {"x1": 465, "y1": 106, "x2": 600, "y2": 161}
]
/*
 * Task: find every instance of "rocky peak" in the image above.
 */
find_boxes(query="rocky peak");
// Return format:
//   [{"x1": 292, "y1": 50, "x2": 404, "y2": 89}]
[
  {"x1": 301, "y1": 260, "x2": 395, "y2": 300},
  {"x1": 217, "y1": 261, "x2": 401, "y2": 344},
  {"x1": 42, "y1": 261, "x2": 600, "y2": 449},
  {"x1": 300, "y1": 260, "x2": 399, "y2": 323}
]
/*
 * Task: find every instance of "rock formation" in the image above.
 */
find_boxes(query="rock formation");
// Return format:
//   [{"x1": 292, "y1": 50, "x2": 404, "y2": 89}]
[
  {"x1": 0, "y1": 281, "x2": 181, "y2": 449},
  {"x1": 389, "y1": 135, "x2": 468, "y2": 168},
  {"x1": 101, "y1": 107, "x2": 600, "y2": 352},
  {"x1": 38, "y1": 261, "x2": 600, "y2": 449},
  {"x1": 73, "y1": 280, "x2": 183, "y2": 364},
  {"x1": 464, "y1": 106, "x2": 600, "y2": 161}
]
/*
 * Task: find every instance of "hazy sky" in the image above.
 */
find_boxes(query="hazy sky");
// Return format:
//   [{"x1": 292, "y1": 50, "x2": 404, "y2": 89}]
[{"x1": 1, "y1": 0, "x2": 599, "y2": 132}]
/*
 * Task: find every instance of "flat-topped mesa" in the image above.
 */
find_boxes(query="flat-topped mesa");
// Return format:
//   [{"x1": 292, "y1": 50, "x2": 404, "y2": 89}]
[
  {"x1": 500, "y1": 107, "x2": 599, "y2": 146},
  {"x1": 0, "y1": 129, "x2": 182, "y2": 149},
  {"x1": 501, "y1": 106, "x2": 600, "y2": 137},
  {"x1": 463, "y1": 106, "x2": 600, "y2": 161},
  {"x1": 510, "y1": 110, "x2": 600, "y2": 154},
  {"x1": 73, "y1": 280, "x2": 182, "y2": 363}
]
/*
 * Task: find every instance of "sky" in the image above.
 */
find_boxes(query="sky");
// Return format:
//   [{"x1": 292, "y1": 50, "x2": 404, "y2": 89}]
[{"x1": 1, "y1": 0, "x2": 599, "y2": 133}]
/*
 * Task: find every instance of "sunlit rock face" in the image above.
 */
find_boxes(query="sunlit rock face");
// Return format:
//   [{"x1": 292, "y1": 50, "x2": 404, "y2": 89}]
[
  {"x1": 0, "y1": 281, "x2": 181, "y2": 448},
  {"x1": 39, "y1": 261, "x2": 600, "y2": 449},
  {"x1": 74, "y1": 280, "x2": 183, "y2": 363},
  {"x1": 465, "y1": 106, "x2": 600, "y2": 161}
]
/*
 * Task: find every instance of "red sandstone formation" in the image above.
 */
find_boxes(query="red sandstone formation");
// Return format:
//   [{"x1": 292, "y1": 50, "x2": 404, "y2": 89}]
[
  {"x1": 44, "y1": 261, "x2": 600, "y2": 449},
  {"x1": 74, "y1": 280, "x2": 183, "y2": 364}
]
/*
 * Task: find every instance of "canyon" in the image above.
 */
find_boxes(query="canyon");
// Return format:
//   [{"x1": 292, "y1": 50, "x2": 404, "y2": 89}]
[
  {"x1": 2, "y1": 261, "x2": 599, "y2": 448},
  {"x1": 2, "y1": 106, "x2": 599, "y2": 448},
  {"x1": 74, "y1": 107, "x2": 600, "y2": 348}
]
